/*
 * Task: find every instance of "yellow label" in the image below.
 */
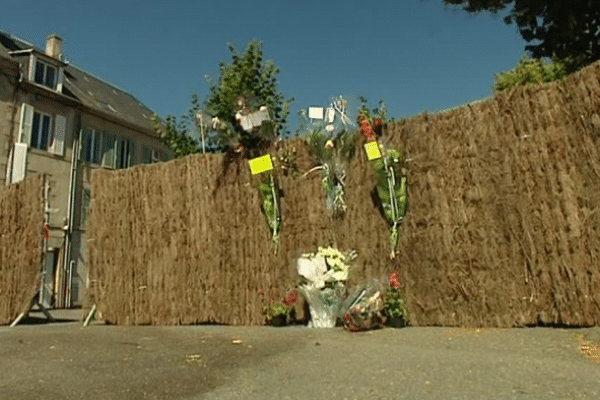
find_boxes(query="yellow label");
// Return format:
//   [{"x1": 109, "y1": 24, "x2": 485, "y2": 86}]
[
  {"x1": 364, "y1": 142, "x2": 382, "y2": 160},
  {"x1": 249, "y1": 154, "x2": 274, "y2": 175}
]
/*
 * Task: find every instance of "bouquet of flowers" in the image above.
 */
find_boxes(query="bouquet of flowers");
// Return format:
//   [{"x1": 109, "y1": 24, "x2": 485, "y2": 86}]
[
  {"x1": 341, "y1": 279, "x2": 386, "y2": 332},
  {"x1": 300, "y1": 96, "x2": 357, "y2": 219},
  {"x1": 297, "y1": 246, "x2": 356, "y2": 327},
  {"x1": 256, "y1": 173, "x2": 281, "y2": 252},
  {"x1": 259, "y1": 290, "x2": 298, "y2": 322},
  {"x1": 358, "y1": 101, "x2": 408, "y2": 258}
]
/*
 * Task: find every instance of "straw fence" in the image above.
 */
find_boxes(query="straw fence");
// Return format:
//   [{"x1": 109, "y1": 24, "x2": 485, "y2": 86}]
[
  {"x1": 0, "y1": 174, "x2": 45, "y2": 324},
  {"x1": 87, "y1": 61, "x2": 600, "y2": 327}
]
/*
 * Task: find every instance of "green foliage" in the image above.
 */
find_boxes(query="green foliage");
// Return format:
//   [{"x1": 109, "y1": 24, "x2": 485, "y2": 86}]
[
  {"x1": 150, "y1": 113, "x2": 200, "y2": 158},
  {"x1": 203, "y1": 40, "x2": 294, "y2": 152},
  {"x1": 371, "y1": 147, "x2": 408, "y2": 256},
  {"x1": 358, "y1": 96, "x2": 390, "y2": 122},
  {"x1": 384, "y1": 286, "x2": 409, "y2": 319},
  {"x1": 257, "y1": 174, "x2": 281, "y2": 251},
  {"x1": 492, "y1": 54, "x2": 583, "y2": 93},
  {"x1": 428, "y1": 0, "x2": 600, "y2": 69},
  {"x1": 305, "y1": 125, "x2": 356, "y2": 219},
  {"x1": 372, "y1": 149, "x2": 407, "y2": 226}
]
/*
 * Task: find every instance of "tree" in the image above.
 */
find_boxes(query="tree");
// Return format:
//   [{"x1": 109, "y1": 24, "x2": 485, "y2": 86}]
[
  {"x1": 202, "y1": 40, "x2": 295, "y2": 153},
  {"x1": 150, "y1": 113, "x2": 200, "y2": 159},
  {"x1": 423, "y1": 0, "x2": 599, "y2": 72}
]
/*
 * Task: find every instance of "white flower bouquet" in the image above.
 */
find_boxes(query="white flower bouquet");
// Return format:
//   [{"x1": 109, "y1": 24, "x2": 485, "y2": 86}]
[{"x1": 297, "y1": 246, "x2": 356, "y2": 328}]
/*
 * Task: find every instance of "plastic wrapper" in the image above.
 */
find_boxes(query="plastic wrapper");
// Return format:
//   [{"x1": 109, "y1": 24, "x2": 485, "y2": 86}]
[
  {"x1": 296, "y1": 247, "x2": 355, "y2": 328},
  {"x1": 341, "y1": 279, "x2": 386, "y2": 332},
  {"x1": 298, "y1": 284, "x2": 345, "y2": 328}
]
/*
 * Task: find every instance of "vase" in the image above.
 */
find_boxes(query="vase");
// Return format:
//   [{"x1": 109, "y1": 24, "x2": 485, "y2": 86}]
[
  {"x1": 387, "y1": 316, "x2": 406, "y2": 328},
  {"x1": 270, "y1": 314, "x2": 287, "y2": 327}
]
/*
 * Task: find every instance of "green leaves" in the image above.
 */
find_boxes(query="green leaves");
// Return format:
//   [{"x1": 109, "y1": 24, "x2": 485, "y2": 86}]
[
  {"x1": 373, "y1": 155, "x2": 407, "y2": 225},
  {"x1": 257, "y1": 174, "x2": 281, "y2": 251},
  {"x1": 372, "y1": 148, "x2": 408, "y2": 257},
  {"x1": 203, "y1": 39, "x2": 295, "y2": 152},
  {"x1": 384, "y1": 287, "x2": 408, "y2": 319},
  {"x1": 150, "y1": 113, "x2": 200, "y2": 158}
]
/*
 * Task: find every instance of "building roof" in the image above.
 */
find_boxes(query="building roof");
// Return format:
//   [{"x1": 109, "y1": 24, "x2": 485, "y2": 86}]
[{"x1": 0, "y1": 30, "x2": 157, "y2": 135}]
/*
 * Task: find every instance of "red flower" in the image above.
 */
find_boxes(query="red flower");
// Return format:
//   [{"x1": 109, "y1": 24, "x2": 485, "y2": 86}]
[
  {"x1": 373, "y1": 118, "x2": 383, "y2": 127},
  {"x1": 267, "y1": 299, "x2": 274, "y2": 306},
  {"x1": 283, "y1": 292, "x2": 297, "y2": 306},
  {"x1": 389, "y1": 271, "x2": 401, "y2": 289},
  {"x1": 258, "y1": 290, "x2": 265, "y2": 299},
  {"x1": 360, "y1": 121, "x2": 374, "y2": 141}
]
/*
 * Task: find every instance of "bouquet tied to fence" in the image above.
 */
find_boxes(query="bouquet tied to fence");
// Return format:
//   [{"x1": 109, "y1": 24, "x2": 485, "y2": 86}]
[
  {"x1": 358, "y1": 101, "x2": 407, "y2": 258},
  {"x1": 301, "y1": 96, "x2": 357, "y2": 219}
]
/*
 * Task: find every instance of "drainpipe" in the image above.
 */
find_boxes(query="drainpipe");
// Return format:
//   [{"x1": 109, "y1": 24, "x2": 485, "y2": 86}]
[{"x1": 62, "y1": 113, "x2": 82, "y2": 308}]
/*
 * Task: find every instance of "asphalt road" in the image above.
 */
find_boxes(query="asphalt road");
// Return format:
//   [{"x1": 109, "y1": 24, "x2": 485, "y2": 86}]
[{"x1": 1, "y1": 310, "x2": 599, "y2": 400}]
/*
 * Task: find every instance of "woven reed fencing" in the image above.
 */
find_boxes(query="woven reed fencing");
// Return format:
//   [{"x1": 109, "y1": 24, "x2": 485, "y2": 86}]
[
  {"x1": 87, "y1": 61, "x2": 600, "y2": 327},
  {"x1": 0, "y1": 174, "x2": 45, "y2": 324}
]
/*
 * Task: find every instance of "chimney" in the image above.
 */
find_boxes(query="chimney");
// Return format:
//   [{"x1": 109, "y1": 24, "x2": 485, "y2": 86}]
[{"x1": 45, "y1": 34, "x2": 62, "y2": 60}]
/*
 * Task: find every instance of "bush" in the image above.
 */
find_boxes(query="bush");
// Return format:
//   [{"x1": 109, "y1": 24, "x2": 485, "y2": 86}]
[{"x1": 492, "y1": 54, "x2": 586, "y2": 93}]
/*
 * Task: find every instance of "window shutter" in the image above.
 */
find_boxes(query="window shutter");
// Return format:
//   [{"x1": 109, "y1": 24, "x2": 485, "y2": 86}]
[
  {"x1": 11, "y1": 143, "x2": 28, "y2": 183},
  {"x1": 19, "y1": 103, "x2": 34, "y2": 145},
  {"x1": 51, "y1": 114, "x2": 66, "y2": 156},
  {"x1": 28, "y1": 55, "x2": 36, "y2": 82},
  {"x1": 128, "y1": 141, "x2": 136, "y2": 167},
  {"x1": 56, "y1": 68, "x2": 64, "y2": 93}
]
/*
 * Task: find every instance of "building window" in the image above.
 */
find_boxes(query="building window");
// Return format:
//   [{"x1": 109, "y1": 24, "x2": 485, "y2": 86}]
[
  {"x1": 119, "y1": 139, "x2": 135, "y2": 168},
  {"x1": 142, "y1": 146, "x2": 161, "y2": 164},
  {"x1": 83, "y1": 129, "x2": 102, "y2": 165},
  {"x1": 31, "y1": 111, "x2": 52, "y2": 150},
  {"x1": 98, "y1": 134, "x2": 134, "y2": 169},
  {"x1": 34, "y1": 60, "x2": 57, "y2": 89}
]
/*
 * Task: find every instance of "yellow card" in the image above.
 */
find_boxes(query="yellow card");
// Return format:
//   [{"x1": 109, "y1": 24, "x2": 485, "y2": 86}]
[
  {"x1": 364, "y1": 142, "x2": 381, "y2": 160},
  {"x1": 249, "y1": 154, "x2": 274, "y2": 175}
]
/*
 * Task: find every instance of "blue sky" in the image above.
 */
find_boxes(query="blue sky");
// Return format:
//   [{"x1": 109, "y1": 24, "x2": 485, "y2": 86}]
[{"x1": 1, "y1": 0, "x2": 528, "y2": 138}]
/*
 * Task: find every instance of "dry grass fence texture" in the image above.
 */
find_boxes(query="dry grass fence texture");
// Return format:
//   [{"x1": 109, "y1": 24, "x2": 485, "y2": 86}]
[
  {"x1": 87, "y1": 61, "x2": 600, "y2": 327},
  {"x1": 0, "y1": 174, "x2": 45, "y2": 325}
]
